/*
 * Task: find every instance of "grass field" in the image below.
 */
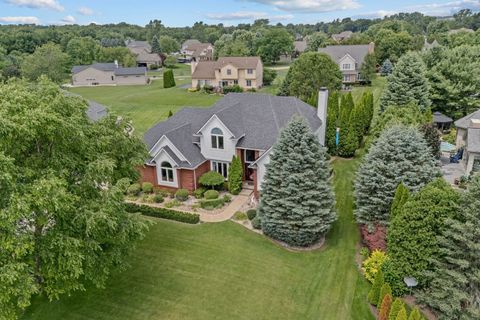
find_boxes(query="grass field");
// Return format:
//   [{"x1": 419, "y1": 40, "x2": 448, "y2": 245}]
[{"x1": 23, "y1": 158, "x2": 373, "y2": 320}]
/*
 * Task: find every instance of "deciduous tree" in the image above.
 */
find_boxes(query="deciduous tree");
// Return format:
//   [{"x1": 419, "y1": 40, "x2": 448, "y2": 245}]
[{"x1": 21, "y1": 43, "x2": 70, "y2": 83}]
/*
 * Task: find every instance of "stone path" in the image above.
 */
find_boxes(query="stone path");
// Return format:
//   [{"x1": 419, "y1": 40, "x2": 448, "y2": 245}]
[{"x1": 200, "y1": 189, "x2": 253, "y2": 223}]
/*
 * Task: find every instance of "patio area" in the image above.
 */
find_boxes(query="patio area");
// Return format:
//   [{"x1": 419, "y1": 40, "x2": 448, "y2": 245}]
[{"x1": 440, "y1": 152, "x2": 465, "y2": 185}]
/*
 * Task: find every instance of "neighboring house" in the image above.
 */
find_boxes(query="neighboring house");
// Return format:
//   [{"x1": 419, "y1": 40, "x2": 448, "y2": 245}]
[
  {"x1": 455, "y1": 109, "x2": 480, "y2": 176},
  {"x1": 293, "y1": 40, "x2": 307, "y2": 57},
  {"x1": 86, "y1": 100, "x2": 108, "y2": 122},
  {"x1": 125, "y1": 40, "x2": 163, "y2": 68},
  {"x1": 141, "y1": 90, "x2": 329, "y2": 197},
  {"x1": 332, "y1": 31, "x2": 353, "y2": 42},
  {"x1": 71, "y1": 62, "x2": 147, "y2": 86},
  {"x1": 423, "y1": 38, "x2": 440, "y2": 51},
  {"x1": 191, "y1": 56, "x2": 263, "y2": 90},
  {"x1": 180, "y1": 39, "x2": 214, "y2": 62},
  {"x1": 318, "y1": 43, "x2": 375, "y2": 83}
]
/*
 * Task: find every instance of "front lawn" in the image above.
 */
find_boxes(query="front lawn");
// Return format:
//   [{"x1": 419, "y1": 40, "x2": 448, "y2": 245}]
[{"x1": 23, "y1": 158, "x2": 373, "y2": 320}]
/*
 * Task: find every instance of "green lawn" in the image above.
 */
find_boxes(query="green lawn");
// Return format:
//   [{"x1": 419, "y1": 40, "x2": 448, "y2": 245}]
[
  {"x1": 69, "y1": 76, "x2": 220, "y2": 135},
  {"x1": 23, "y1": 158, "x2": 373, "y2": 320}
]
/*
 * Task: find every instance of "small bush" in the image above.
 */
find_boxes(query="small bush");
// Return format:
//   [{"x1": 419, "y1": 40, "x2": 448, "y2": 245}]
[
  {"x1": 165, "y1": 199, "x2": 181, "y2": 208},
  {"x1": 142, "y1": 182, "x2": 154, "y2": 193},
  {"x1": 223, "y1": 85, "x2": 243, "y2": 94},
  {"x1": 149, "y1": 64, "x2": 159, "y2": 70},
  {"x1": 141, "y1": 194, "x2": 151, "y2": 203},
  {"x1": 368, "y1": 269, "x2": 384, "y2": 306},
  {"x1": 223, "y1": 194, "x2": 232, "y2": 203},
  {"x1": 153, "y1": 194, "x2": 164, "y2": 203},
  {"x1": 163, "y1": 69, "x2": 176, "y2": 88},
  {"x1": 377, "y1": 283, "x2": 392, "y2": 308},
  {"x1": 199, "y1": 198, "x2": 225, "y2": 210},
  {"x1": 233, "y1": 211, "x2": 248, "y2": 221},
  {"x1": 199, "y1": 171, "x2": 225, "y2": 189},
  {"x1": 362, "y1": 250, "x2": 389, "y2": 283},
  {"x1": 246, "y1": 88, "x2": 256, "y2": 92},
  {"x1": 124, "y1": 203, "x2": 199, "y2": 224},
  {"x1": 360, "y1": 247, "x2": 370, "y2": 260},
  {"x1": 251, "y1": 216, "x2": 262, "y2": 229},
  {"x1": 246, "y1": 209, "x2": 257, "y2": 220},
  {"x1": 154, "y1": 188, "x2": 169, "y2": 197},
  {"x1": 127, "y1": 183, "x2": 141, "y2": 196},
  {"x1": 202, "y1": 84, "x2": 214, "y2": 93},
  {"x1": 175, "y1": 189, "x2": 189, "y2": 201},
  {"x1": 204, "y1": 190, "x2": 219, "y2": 200},
  {"x1": 194, "y1": 187, "x2": 206, "y2": 199},
  {"x1": 263, "y1": 68, "x2": 277, "y2": 86}
]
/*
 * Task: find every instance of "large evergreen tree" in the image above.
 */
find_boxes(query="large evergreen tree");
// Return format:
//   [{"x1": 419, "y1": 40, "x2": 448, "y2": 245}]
[
  {"x1": 380, "y1": 59, "x2": 393, "y2": 76},
  {"x1": 151, "y1": 35, "x2": 162, "y2": 54},
  {"x1": 354, "y1": 125, "x2": 439, "y2": 225},
  {"x1": 258, "y1": 117, "x2": 336, "y2": 247},
  {"x1": 379, "y1": 52, "x2": 431, "y2": 111},
  {"x1": 0, "y1": 79, "x2": 148, "y2": 319},
  {"x1": 385, "y1": 179, "x2": 459, "y2": 295},
  {"x1": 326, "y1": 91, "x2": 340, "y2": 154},
  {"x1": 418, "y1": 177, "x2": 480, "y2": 319},
  {"x1": 228, "y1": 156, "x2": 243, "y2": 195}
]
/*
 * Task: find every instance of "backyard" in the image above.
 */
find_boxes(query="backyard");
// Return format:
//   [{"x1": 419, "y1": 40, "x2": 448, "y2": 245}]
[{"x1": 22, "y1": 158, "x2": 373, "y2": 320}]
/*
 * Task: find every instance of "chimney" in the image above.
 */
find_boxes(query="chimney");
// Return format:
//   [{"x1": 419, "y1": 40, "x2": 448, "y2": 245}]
[
  {"x1": 470, "y1": 119, "x2": 480, "y2": 129},
  {"x1": 114, "y1": 60, "x2": 119, "y2": 68},
  {"x1": 317, "y1": 88, "x2": 329, "y2": 146},
  {"x1": 368, "y1": 42, "x2": 375, "y2": 54}
]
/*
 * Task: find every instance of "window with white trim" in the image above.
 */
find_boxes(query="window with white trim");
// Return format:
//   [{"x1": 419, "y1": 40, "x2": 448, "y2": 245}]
[
  {"x1": 227, "y1": 69, "x2": 232, "y2": 75},
  {"x1": 246, "y1": 80, "x2": 252, "y2": 87},
  {"x1": 211, "y1": 127, "x2": 224, "y2": 149},
  {"x1": 342, "y1": 63, "x2": 351, "y2": 70},
  {"x1": 212, "y1": 161, "x2": 228, "y2": 178},
  {"x1": 160, "y1": 161, "x2": 174, "y2": 182}
]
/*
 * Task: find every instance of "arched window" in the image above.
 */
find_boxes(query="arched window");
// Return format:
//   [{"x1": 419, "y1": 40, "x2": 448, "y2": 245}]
[
  {"x1": 160, "y1": 161, "x2": 174, "y2": 182},
  {"x1": 211, "y1": 127, "x2": 224, "y2": 149}
]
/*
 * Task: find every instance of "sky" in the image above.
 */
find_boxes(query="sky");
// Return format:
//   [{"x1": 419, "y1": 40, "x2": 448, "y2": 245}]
[{"x1": 0, "y1": 0, "x2": 479, "y2": 26}]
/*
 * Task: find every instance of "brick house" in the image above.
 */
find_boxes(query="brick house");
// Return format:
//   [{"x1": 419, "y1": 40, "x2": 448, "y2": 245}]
[{"x1": 140, "y1": 91, "x2": 329, "y2": 197}]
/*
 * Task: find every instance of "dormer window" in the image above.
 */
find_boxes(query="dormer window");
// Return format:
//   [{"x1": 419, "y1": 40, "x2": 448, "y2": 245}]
[
  {"x1": 160, "y1": 161, "x2": 174, "y2": 182},
  {"x1": 211, "y1": 128, "x2": 224, "y2": 149},
  {"x1": 227, "y1": 69, "x2": 232, "y2": 75}
]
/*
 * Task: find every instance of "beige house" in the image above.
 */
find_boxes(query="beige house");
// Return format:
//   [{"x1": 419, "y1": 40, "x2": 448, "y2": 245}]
[
  {"x1": 191, "y1": 57, "x2": 263, "y2": 90},
  {"x1": 71, "y1": 62, "x2": 147, "y2": 87},
  {"x1": 332, "y1": 31, "x2": 353, "y2": 42},
  {"x1": 181, "y1": 39, "x2": 214, "y2": 62},
  {"x1": 455, "y1": 109, "x2": 480, "y2": 176},
  {"x1": 125, "y1": 40, "x2": 163, "y2": 68}
]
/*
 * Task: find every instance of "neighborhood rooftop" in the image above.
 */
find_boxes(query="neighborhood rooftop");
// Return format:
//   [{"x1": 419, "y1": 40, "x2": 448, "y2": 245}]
[
  {"x1": 71, "y1": 63, "x2": 146, "y2": 75},
  {"x1": 455, "y1": 108, "x2": 480, "y2": 129},
  {"x1": 319, "y1": 44, "x2": 373, "y2": 64},
  {"x1": 192, "y1": 56, "x2": 261, "y2": 79}
]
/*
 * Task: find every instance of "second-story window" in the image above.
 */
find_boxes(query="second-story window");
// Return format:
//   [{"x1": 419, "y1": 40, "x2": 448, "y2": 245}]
[
  {"x1": 247, "y1": 69, "x2": 253, "y2": 74},
  {"x1": 211, "y1": 127, "x2": 224, "y2": 149},
  {"x1": 227, "y1": 69, "x2": 232, "y2": 75},
  {"x1": 342, "y1": 64, "x2": 351, "y2": 70}
]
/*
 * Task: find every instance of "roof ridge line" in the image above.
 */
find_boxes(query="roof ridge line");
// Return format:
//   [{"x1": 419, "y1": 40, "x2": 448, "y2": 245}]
[{"x1": 268, "y1": 95, "x2": 280, "y2": 132}]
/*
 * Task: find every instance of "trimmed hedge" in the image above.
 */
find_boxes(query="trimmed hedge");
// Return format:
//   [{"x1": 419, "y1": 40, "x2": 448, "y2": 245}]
[
  {"x1": 175, "y1": 189, "x2": 189, "y2": 201},
  {"x1": 204, "y1": 190, "x2": 219, "y2": 200},
  {"x1": 199, "y1": 198, "x2": 225, "y2": 210},
  {"x1": 194, "y1": 187, "x2": 206, "y2": 199},
  {"x1": 142, "y1": 182, "x2": 154, "y2": 193},
  {"x1": 125, "y1": 203, "x2": 199, "y2": 224},
  {"x1": 127, "y1": 183, "x2": 141, "y2": 196},
  {"x1": 246, "y1": 209, "x2": 257, "y2": 220}
]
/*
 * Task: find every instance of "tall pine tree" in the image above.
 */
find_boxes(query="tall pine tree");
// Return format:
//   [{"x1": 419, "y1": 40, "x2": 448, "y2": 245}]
[
  {"x1": 354, "y1": 125, "x2": 439, "y2": 225},
  {"x1": 418, "y1": 177, "x2": 480, "y2": 319},
  {"x1": 258, "y1": 117, "x2": 336, "y2": 247},
  {"x1": 380, "y1": 59, "x2": 393, "y2": 76},
  {"x1": 390, "y1": 183, "x2": 410, "y2": 219},
  {"x1": 380, "y1": 52, "x2": 431, "y2": 111},
  {"x1": 151, "y1": 35, "x2": 162, "y2": 54},
  {"x1": 326, "y1": 91, "x2": 339, "y2": 154},
  {"x1": 227, "y1": 156, "x2": 243, "y2": 195}
]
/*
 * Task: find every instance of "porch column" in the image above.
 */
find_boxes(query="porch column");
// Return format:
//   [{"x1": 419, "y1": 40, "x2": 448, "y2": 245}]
[{"x1": 466, "y1": 153, "x2": 475, "y2": 176}]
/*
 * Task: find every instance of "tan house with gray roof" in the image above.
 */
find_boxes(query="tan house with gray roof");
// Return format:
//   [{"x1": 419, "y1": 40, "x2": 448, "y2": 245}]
[
  {"x1": 71, "y1": 62, "x2": 147, "y2": 86},
  {"x1": 191, "y1": 57, "x2": 263, "y2": 90},
  {"x1": 455, "y1": 109, "x2": 480, "y2": 176},
  {"x1": 181, "y1": 39, "x2": 214, "y2": 62},
  {"x1": 125, "y1": 40, "x2": 163, "y2": 68}
]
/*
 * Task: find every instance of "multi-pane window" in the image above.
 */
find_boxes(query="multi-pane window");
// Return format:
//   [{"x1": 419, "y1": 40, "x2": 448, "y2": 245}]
[
  {"x1": 227, "y1": 69, "x2": 232, "y2": 75},
  {"x1": 211, "y1": 127, "x2": 224, "y2": 149},
  {"x1": 212, "y1": 161, "x2": 228, "y2": 178},
  {"x1": 247, "y1": 69, "x2": 253, "y2": 74},
  {"x1": 234, "y1": 80, "x2": 238, "y2": 85},
  {"x1": 160, "y1": 161, "x2": 174, "y2": 182},
  {"x1": 246, "y1": 80, "x2": 252, "y2": 87},
  {"x1": 342, "y1": 64, "x2": 351, "y2": 70}
]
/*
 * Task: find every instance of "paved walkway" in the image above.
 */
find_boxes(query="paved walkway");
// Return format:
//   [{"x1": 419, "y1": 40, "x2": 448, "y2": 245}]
[{"x1": 200, "y1": 189, "x2": 253, "y2": 223}]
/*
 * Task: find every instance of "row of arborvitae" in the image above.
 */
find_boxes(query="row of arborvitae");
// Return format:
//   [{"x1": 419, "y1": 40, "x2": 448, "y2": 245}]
[
  {"x1": 369, "y1": 270, "x2": 424, "y2": 320},
  {"x1": 326, "y1": 91, "x2": 374, "y2": 157},
  {"x1": 256, "y1": 117, "x2": 336, "y2": 247}
]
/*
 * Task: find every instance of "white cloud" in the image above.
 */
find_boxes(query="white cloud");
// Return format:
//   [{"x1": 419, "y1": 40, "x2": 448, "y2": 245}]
[
  {"x1": 77, "y1": 6, "x2": 94, "y2": 16},
  {"x1": 60, "y1": 15, "x2": 75, "y2": 24},
  {"x1": 5, "y1": 0, "x2": 64, "y2": 11},
  {"x1": 0, "y1": 16, "x2": 40, "y2": 24},
  {"x1": 240, "y1": 0, "x2": 361, "y2": 13},
  {"x1": 353, "y1": 10, "x2": 398, "y2": 19},
  {"x1": 207, "y1": 11, "x2": 293, "y2": 21},
  {"x1": 410, "y1": 0, "x2": 480, "y2": 16}
]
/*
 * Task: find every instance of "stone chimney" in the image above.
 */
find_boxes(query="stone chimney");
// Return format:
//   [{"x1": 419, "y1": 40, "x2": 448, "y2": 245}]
[
  {"x1": 317, "y1": 88, "x2": 329, "y2": 146},
  {"x1": 368, "y1": 42, "x2": 375, "y2": 54}
]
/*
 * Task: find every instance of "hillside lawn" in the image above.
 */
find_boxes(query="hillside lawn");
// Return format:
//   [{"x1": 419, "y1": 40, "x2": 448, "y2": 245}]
[{"x1": 23, "y1": 158, "x2": 374, "y2": 320}]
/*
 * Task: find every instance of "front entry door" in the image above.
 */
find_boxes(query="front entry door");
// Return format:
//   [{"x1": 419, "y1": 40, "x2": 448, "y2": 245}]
[{"x1": 244, "y1": 150, "x2": 256, "y2": 181}]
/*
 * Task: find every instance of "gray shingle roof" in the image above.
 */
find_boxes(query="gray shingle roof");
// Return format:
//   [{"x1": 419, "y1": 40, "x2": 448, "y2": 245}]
[
  {"x1": 318, "y1": 44, "x2": 371, "y2": 69},
  {"x1": 72, "y1": 63, "x2": 118, "y2": 74},
  {"x1": 86, "y1": 100, "x2": 108, "y2": 122},
  {"x1": 467, "y1": 128, "x2": 480, "y2": 153},
  {"x1": 144, "y1": 93, "x2": 322, "y2": 168},
  {"x1": 294, "y1": 40, "x2": 307, "y2": 53},
  {"x1": 455, "y1": 108, "x2": 480, "y2": 129},
  {"x1": 114, "y1": 67, "x2": 147, "y2": 76},
  {"x1": 433, "y1": 111, "x2": 453, "y2": 124}
]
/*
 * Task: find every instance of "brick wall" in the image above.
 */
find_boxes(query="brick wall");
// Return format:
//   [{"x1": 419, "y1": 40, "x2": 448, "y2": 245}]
[
  {"x1": 193, "y1": 161, "x2": 211, "y2": 189},
  {"x1": 138, "y1": 165, "x2": 157, "y2": 185}
]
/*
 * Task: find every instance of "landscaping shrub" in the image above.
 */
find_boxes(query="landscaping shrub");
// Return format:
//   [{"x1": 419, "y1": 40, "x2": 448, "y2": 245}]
[
  {"x1": 127, "y1": 183, "x2": 141, "y2": 196},
  {"x1": 228, "y1": 156, "x2": 243, "y2": 195},
  {"x1": 163, "y1": 69, "x2": 176, "y2": 88},
  {"x1": 154, "y1": 188, "x2": 170, "y2": 197},
  {"x1": 378, "y1": 294, "x2": 392, "y2": 320},
  {"x1": 175, "y1": 189, "x2": 189, "y2": 202},
  {"x1": 377, "y1": 283, "x2": 392, "y2": 308},
  {"x1": 246, "y1": 209, "x2": 257, "y2": 220},
  {"x1": 204, "y1": 190, "x2": 219, "y2": 200},
  {"x1": 395, "y1": 306, "x2": 408, "y2": 320},
  {"x1": 233, "y1": 211, "x2": 248, "y2": 221},
  {"x1": 165, "y1": 199, "x2": 181, "y2": 208},
  {"x1": 419, "y1": 123, "x2": 441, "y2": 159},
  {"x1": 194, "y1": 187, "x2": 206, "y2": 199},
  {"x1": 388, "y1": 298, "x2": 405, "y2": 320},
  {"x1": 223, "y1": 85, "x2": 243, "y2": 93},
  {"x1": 263, "y1": 68, "x2": 277, "y2": 86},
  {"x1": 223, "y1": 194, "x2": 231, "y2": 203},
  {"x1": 407, "y1": 308, "x2": 422, "y2": 320},
  {"x1": 360, "y1": 247, "x2": 370, "y2": 260},
  {"x1": 153, "y1": 194, "x2": 164, "y2": 203},
  {"x1": 124, "y1": 203, "x2": 199, "y2": 224},
  {"x1": 360, "y1": 224, "x2": 387, "y2": 251},
  {"x1": 251, "y1": 216, "x2": 261, "y2": 229},
  {"x1": 202, "y1": 84, "x2": 214, "y2": 93},
  {"x1": 199, "y1": 198, "x2": 225, "y2": 210},
  {"x1": 362, "y1": 250, "x2": 389, "y2": 283},
  {"x1": 142, "y1": 182, "x2": 154, "y2": 193},
  {"x1": 367, "y1": 269, "x2": 384, "y2": 305},
  {"x1": 199, "y1": 171, "x2": 225, "y2": 189}
]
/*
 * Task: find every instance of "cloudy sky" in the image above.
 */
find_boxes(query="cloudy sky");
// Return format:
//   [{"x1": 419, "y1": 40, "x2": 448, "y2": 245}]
[{"x1": 0, "y1": 0, "x2": 479, "y2": 26}]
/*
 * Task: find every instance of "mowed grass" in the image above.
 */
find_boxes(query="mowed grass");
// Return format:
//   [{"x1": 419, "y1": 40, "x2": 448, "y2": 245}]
[
  {"x1": 69, "y1": 65, "x2": 220, "y2": 135},
  {"x1": 23, "y1": 158, "x2": 373, "y2": 320}
]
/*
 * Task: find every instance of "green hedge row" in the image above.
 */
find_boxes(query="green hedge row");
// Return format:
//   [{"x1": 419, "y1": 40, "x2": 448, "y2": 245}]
[{"x1": 125, "y1": 203, "x2": 200, "y2": 224}]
